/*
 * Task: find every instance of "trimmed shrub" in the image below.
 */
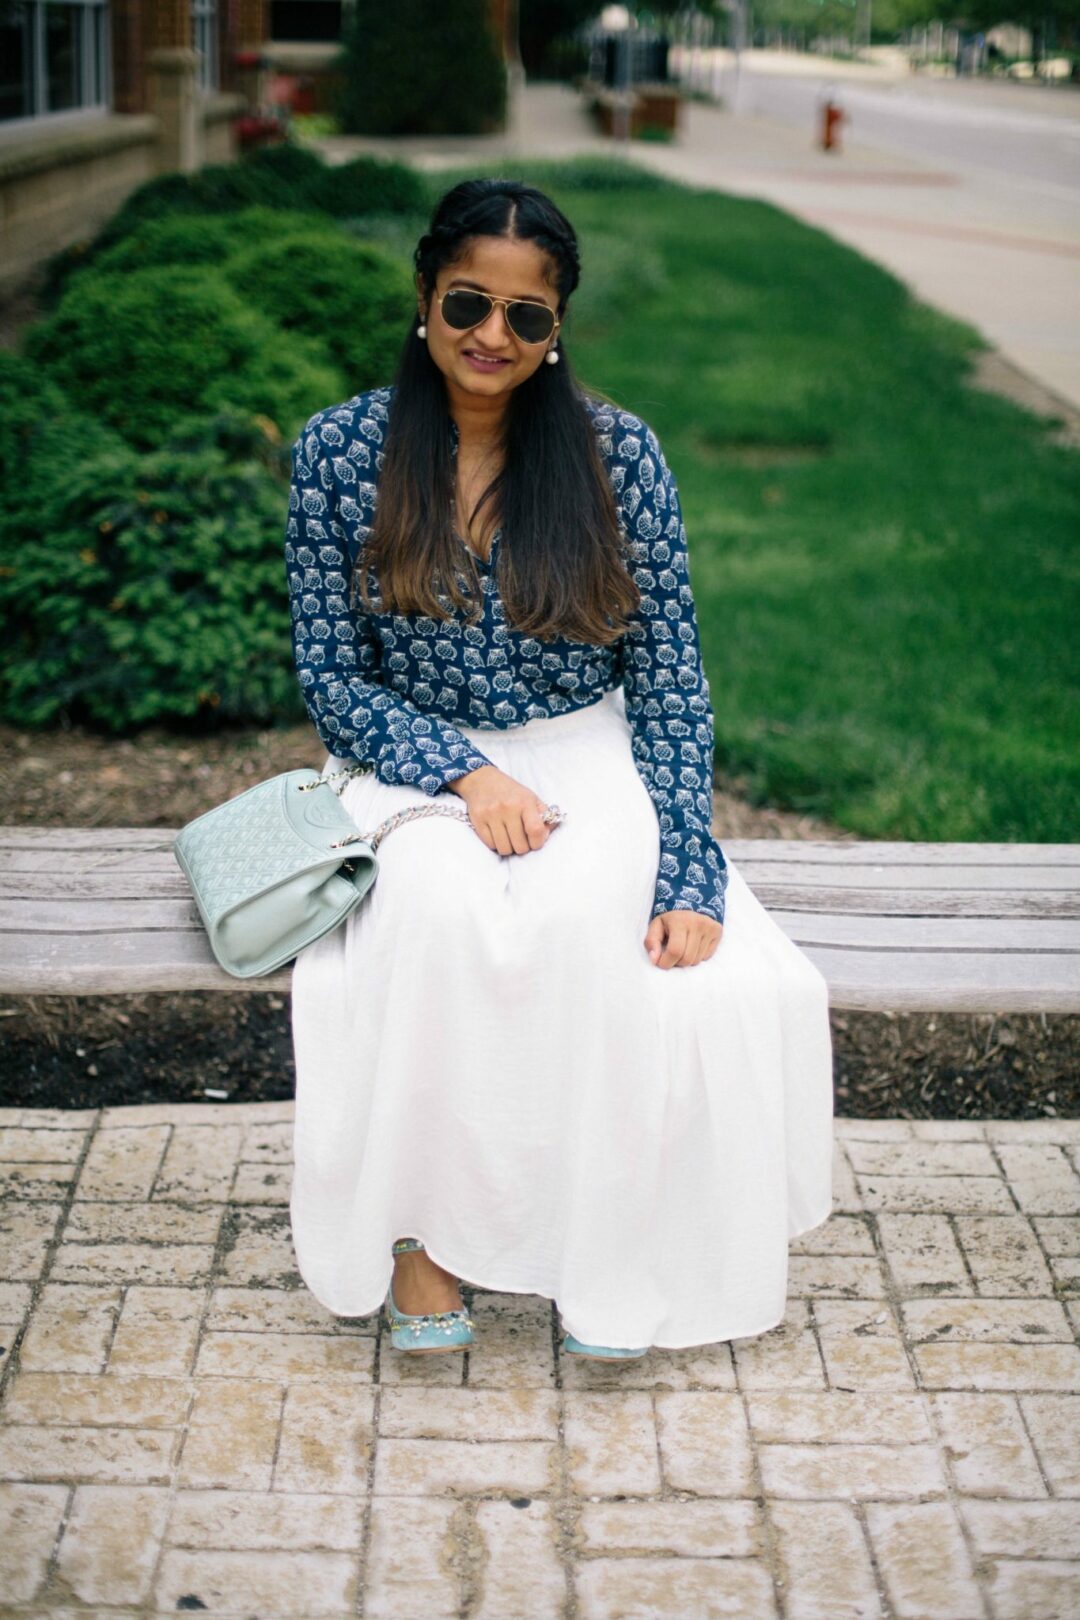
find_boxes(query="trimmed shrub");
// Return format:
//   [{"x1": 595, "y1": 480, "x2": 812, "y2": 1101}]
[
  {"x1": 24, "y1": 265, "x2": 343, "y2": 451},
  {"x1": 241, "y1": 141, "x2": 329, "y2": 192},
  {"x1": 0, "y1": 412, "x2": 303, "y2": 731},
  {"x1": 447, "y1": 155, "x2": 671, "y2": 192},
  {"x1": 106, "y1": 161, "x2": 293, "y2": 232},
  {"x1": 337, "y1": 0, "x2": 507, "y2": 135},
  {"x1": 37, "y1": 146, "x2": 424, "y2": 307},
  {"x1": 221, "y1": 233, "x2": 412, "y2": 390},
  {"x1": 0, "y1": 354, "x2": 125, "y2": 508},
  {"x1": 239, "y1": 145, "x2": 428, "y2": 217},
  {"x1": 89, "y1": 207, "x2": 329, "y2": 277},
  {"x1": 315, "y1": 154, "x2": 428, "y2": 218}
]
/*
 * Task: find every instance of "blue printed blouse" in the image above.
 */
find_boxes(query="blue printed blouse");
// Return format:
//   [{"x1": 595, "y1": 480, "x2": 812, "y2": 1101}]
[{"x1": 285, "y1": 385, "x2": 730, "y2": 926}]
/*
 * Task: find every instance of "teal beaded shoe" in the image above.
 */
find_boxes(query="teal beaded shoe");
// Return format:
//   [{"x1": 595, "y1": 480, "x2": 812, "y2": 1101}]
[
  {"x1": 386, "y1": 1237, "x2": 475, "y2": 1354},
  {"x1": 561, "y1": 1331, "x2": 649, "y2": 1362}
]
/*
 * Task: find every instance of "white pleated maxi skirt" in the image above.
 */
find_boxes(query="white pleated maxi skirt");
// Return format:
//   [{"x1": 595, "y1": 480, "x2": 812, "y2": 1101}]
[{"x1": 289, "y1": 683, "x2": 835, "y2": 1350}]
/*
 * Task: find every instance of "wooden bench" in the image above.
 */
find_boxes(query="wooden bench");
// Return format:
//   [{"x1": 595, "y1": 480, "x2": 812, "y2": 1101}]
[{"x1": 2, "y1": 829, "x2": 1077, "y2": 1012}]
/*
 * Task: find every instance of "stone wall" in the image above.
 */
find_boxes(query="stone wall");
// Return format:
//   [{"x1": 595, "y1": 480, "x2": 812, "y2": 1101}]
[{"x1": 0, "y1": 89, "x2": 245, "y2": 301}]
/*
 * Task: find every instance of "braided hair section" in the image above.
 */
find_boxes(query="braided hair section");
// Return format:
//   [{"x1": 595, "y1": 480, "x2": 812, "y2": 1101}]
[{"x1": 414, "y1": 179, "x2": 581, "y2": 313}]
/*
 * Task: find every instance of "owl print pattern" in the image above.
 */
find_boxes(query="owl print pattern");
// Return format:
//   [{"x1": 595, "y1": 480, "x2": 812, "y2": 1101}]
[{"x1": 285, "y1": 386, "x2": 730, "y2": 926}]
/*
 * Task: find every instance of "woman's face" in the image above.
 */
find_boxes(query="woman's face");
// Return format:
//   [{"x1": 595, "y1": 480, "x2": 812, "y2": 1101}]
[{"x1": 418, "y1": 234, "x2": 561, "y2": 405}]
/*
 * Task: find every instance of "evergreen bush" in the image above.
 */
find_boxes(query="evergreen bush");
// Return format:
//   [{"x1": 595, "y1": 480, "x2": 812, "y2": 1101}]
[
  {"x1": 458, "y1": 155, "x2": 670, "y2": 192},
  {"x1": 221, "y1": 232, "x2": 412, "y2": 390},
  {"x1": 37, "y1": 147, "x2": 424, "y2": 307},
  {"x1": 111, "y1": 161, "x2": 294, "y2": 229},
  {"x1": 315, "y1": 154, "x2": 428, "y2": 217},
  {"x1": 0, "y1": 354, "x2": 124, "y2": 505},
  {"x1": 0, "y1": 411, "x2": 303, "y2": 731},
  {"x1": 89, "y1": 207, "x2": 327, "y2": 277},
  {"x1": 24, "y1": 265, "x2": 343, "y2": 451},
  {"x1": 242, "y1": 141, "x2": 329, "y2": 191},
  {"x1": 337, "y1": 0, "x2": 507, "y2": 135}
]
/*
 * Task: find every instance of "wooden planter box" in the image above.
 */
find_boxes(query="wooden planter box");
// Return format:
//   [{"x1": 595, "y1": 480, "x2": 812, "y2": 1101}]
[{"x1": 584, "y1": 81, "x2": 681, "y2": 138}]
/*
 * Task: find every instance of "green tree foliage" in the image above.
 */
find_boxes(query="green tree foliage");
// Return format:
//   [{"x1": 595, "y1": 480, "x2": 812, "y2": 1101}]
[
  {"x1": 948, "y1": 0, "x2": 1078, "y2": 55},
  {"x1": 336, "y1": 0, "x2": 507, "y2": 134},
  {"x1": 518, "y1": 0, "x2": 597, "y2": 77}
]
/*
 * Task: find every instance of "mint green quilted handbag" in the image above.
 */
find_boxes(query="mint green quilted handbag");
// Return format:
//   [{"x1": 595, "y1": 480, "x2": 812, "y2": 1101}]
[
  {"x1": 174, "y1": 765, "x2": 467, "y2": 979},
  {"x1": 174, "y1": 763, "x2": 567, "y2": 980}
]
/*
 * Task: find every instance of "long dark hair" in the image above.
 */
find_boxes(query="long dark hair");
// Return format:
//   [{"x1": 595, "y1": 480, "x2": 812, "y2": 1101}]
[{"x1": 353, "y1": 177, "x2": 640, "y2": 644}]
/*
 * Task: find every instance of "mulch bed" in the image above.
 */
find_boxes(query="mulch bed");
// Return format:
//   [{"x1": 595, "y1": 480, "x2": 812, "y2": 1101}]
[{"x1": 2, "y1": 721, "x2": 1076, "y2": 1120}]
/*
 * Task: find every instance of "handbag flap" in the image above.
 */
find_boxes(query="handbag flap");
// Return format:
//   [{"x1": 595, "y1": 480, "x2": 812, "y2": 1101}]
[{"x1": 173, "y1": 771, "x2": 374, "y2": 927}]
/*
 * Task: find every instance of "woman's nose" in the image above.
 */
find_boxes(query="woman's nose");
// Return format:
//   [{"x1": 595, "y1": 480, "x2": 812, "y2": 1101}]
[{"x1": 473, "y1": 305, "x2": 512, "y2": 347}]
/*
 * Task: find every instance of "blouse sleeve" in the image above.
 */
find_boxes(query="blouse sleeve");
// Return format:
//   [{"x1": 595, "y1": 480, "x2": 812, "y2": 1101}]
[
  {"x1": 285, "y1": 425, "x2": 497, "y2": 795},
  {"x1": 614, "y1": 421, "x2": 730, "y2": 926}
]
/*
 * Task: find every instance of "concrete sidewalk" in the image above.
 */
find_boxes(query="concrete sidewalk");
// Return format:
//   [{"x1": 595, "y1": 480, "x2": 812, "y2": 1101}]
[
  {"x1": 1, "y1": 1104, "x2": 1077, "y2": 1616},
  {"x1": 314, "y1": 79, "x2": 1080, "y2": 417}
]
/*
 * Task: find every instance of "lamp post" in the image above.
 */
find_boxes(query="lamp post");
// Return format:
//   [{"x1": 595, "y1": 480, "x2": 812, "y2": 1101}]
[
  {"x1": 504, "y1": 0, "x2": 525, "y2": 139},
  {"x1": 616, "y1": 24, "x2": 632, "y2": 145},
  {"x1": 855, "y1": 0, "x2": 872, "y2": 54},
  {"x1": 731, "y1": 0, "x2": 748, "y2": 114}
]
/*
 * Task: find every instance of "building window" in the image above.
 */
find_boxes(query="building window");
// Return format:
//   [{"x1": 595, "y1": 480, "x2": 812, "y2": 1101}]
[
  {"x1": 191, "y1": 0, "x2": 218, "y2": 92},
  {"x1": 0, "y1": 0, "x2": 109, "y2": 124}
]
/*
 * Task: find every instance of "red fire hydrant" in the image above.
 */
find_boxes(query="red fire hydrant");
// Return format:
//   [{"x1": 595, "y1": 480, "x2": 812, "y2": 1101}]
[{"x1": 820, "y1": 97, "x2": 846, "y2": 153}]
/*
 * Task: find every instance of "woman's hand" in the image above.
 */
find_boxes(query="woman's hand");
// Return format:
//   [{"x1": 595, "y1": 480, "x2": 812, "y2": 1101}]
[
  {"x1": 645, "y1": 910, "x2": 723, "y2": 969},
  {"x1": 449, "y1": 769, "x2": 723, "y2": 968},
  {"x1": 447, "y1": 764, "x2": 555, "y2": 856}
]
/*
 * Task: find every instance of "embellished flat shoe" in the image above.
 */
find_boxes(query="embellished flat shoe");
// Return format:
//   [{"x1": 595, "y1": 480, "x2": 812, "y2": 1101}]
[
  {"x1": 386, "y1": 1237, "x2": 475, "y2": 1354},
  {"x1": 561, "y1": 1331, "x2": 649, "y2": 1362}
]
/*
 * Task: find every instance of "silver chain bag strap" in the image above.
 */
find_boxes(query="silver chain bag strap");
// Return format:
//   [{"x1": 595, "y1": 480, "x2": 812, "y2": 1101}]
[{"x1": 173, "y1": 759, "x2": 566, "y2": 981}]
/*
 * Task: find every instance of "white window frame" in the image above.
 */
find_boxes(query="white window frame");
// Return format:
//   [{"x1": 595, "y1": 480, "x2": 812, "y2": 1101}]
[
  {"x1": 0, "y1": 0, "x2": 111, "y2": 129},
  {"x1": 191, "y1": 0, "x2": 219, "y2": 93}
]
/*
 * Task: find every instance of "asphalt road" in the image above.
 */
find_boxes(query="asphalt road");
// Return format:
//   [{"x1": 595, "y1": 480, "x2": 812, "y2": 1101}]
[{"x1": 715, "y1": 57, "x2": 1080, "y2": 193}]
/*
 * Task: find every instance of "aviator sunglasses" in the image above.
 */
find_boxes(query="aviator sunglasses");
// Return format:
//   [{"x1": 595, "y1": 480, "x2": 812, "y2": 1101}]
[{"x1": 435, "y1": 287, "x2": 559, "y2": 346}]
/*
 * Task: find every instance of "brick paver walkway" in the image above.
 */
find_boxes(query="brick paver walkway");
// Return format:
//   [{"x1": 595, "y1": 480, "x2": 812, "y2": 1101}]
[{"x1": 0, "y1": 1105, "x2": 1077, "y2": 1617}]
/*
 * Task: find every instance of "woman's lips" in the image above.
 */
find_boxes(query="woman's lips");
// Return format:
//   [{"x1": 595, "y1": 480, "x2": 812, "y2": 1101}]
[{"x1": 463, "y1": 350, "x2": 510, "y2": 372}]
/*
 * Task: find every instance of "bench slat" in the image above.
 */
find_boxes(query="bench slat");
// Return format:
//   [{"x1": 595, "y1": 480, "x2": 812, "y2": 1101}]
[
  {"x1": 8, "y1": 931, "x2": 292, "y2": 994},
  {"x1": 2, "y1": 831, "x2": 1077, "y2": 1010},
  {"x1": 2, "y1": 829, "x2": 1078, "y2": 867},
  {"x1": 1, "y1": 875, "x2": 1073, "y2": 922},
  {"x1": 3, "y1": 898, "x2": 1078, "y2": 952},
  {"x1": 4, "y1": 923, "x2": 1076, "y2": 1010}
]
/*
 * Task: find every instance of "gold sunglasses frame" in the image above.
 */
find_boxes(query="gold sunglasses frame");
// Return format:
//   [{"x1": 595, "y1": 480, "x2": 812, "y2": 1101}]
[{"x1": 433, "y1": 288, "x2": 560, "y2": 347}]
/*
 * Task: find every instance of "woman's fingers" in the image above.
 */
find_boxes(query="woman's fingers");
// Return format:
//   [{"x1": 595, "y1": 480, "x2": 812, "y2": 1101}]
[
  {"x1": 506, "y1": 808, "x2": 541, "y2": 856},
  {"x1": 489, "y1": 818, "x2": 515, "y2": 857},
  {"x1": 645, "y1": 912, "x2": 724, "y2": 969},
  {"x1": 664, "y1": 916, "x2": 693, "y2": 968},
  {"x1": 455, "y1": 768, "x2": 553, "y2": 857},
  {"x1": 485, "y1": 809, "x2": 550, "y2": 858}
]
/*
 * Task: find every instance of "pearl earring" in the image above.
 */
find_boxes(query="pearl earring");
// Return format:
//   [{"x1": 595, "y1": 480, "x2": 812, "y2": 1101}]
[
  {"x1": 416, "y1": 322, "x2": 427, "y2": 338},
  {"x1": 545, "y1": 347, "x2": 559, "y2": 364}
]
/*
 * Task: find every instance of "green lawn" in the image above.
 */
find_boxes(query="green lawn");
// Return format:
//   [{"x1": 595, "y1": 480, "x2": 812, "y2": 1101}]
[{"x1": 433, "y1": 160, "x2": 1079, "y2": 842}]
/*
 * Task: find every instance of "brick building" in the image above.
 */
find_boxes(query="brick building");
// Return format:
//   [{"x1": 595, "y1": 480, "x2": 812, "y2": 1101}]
[{"x1": 0, "y1": 1, "x2": 516, "y2": 300}]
